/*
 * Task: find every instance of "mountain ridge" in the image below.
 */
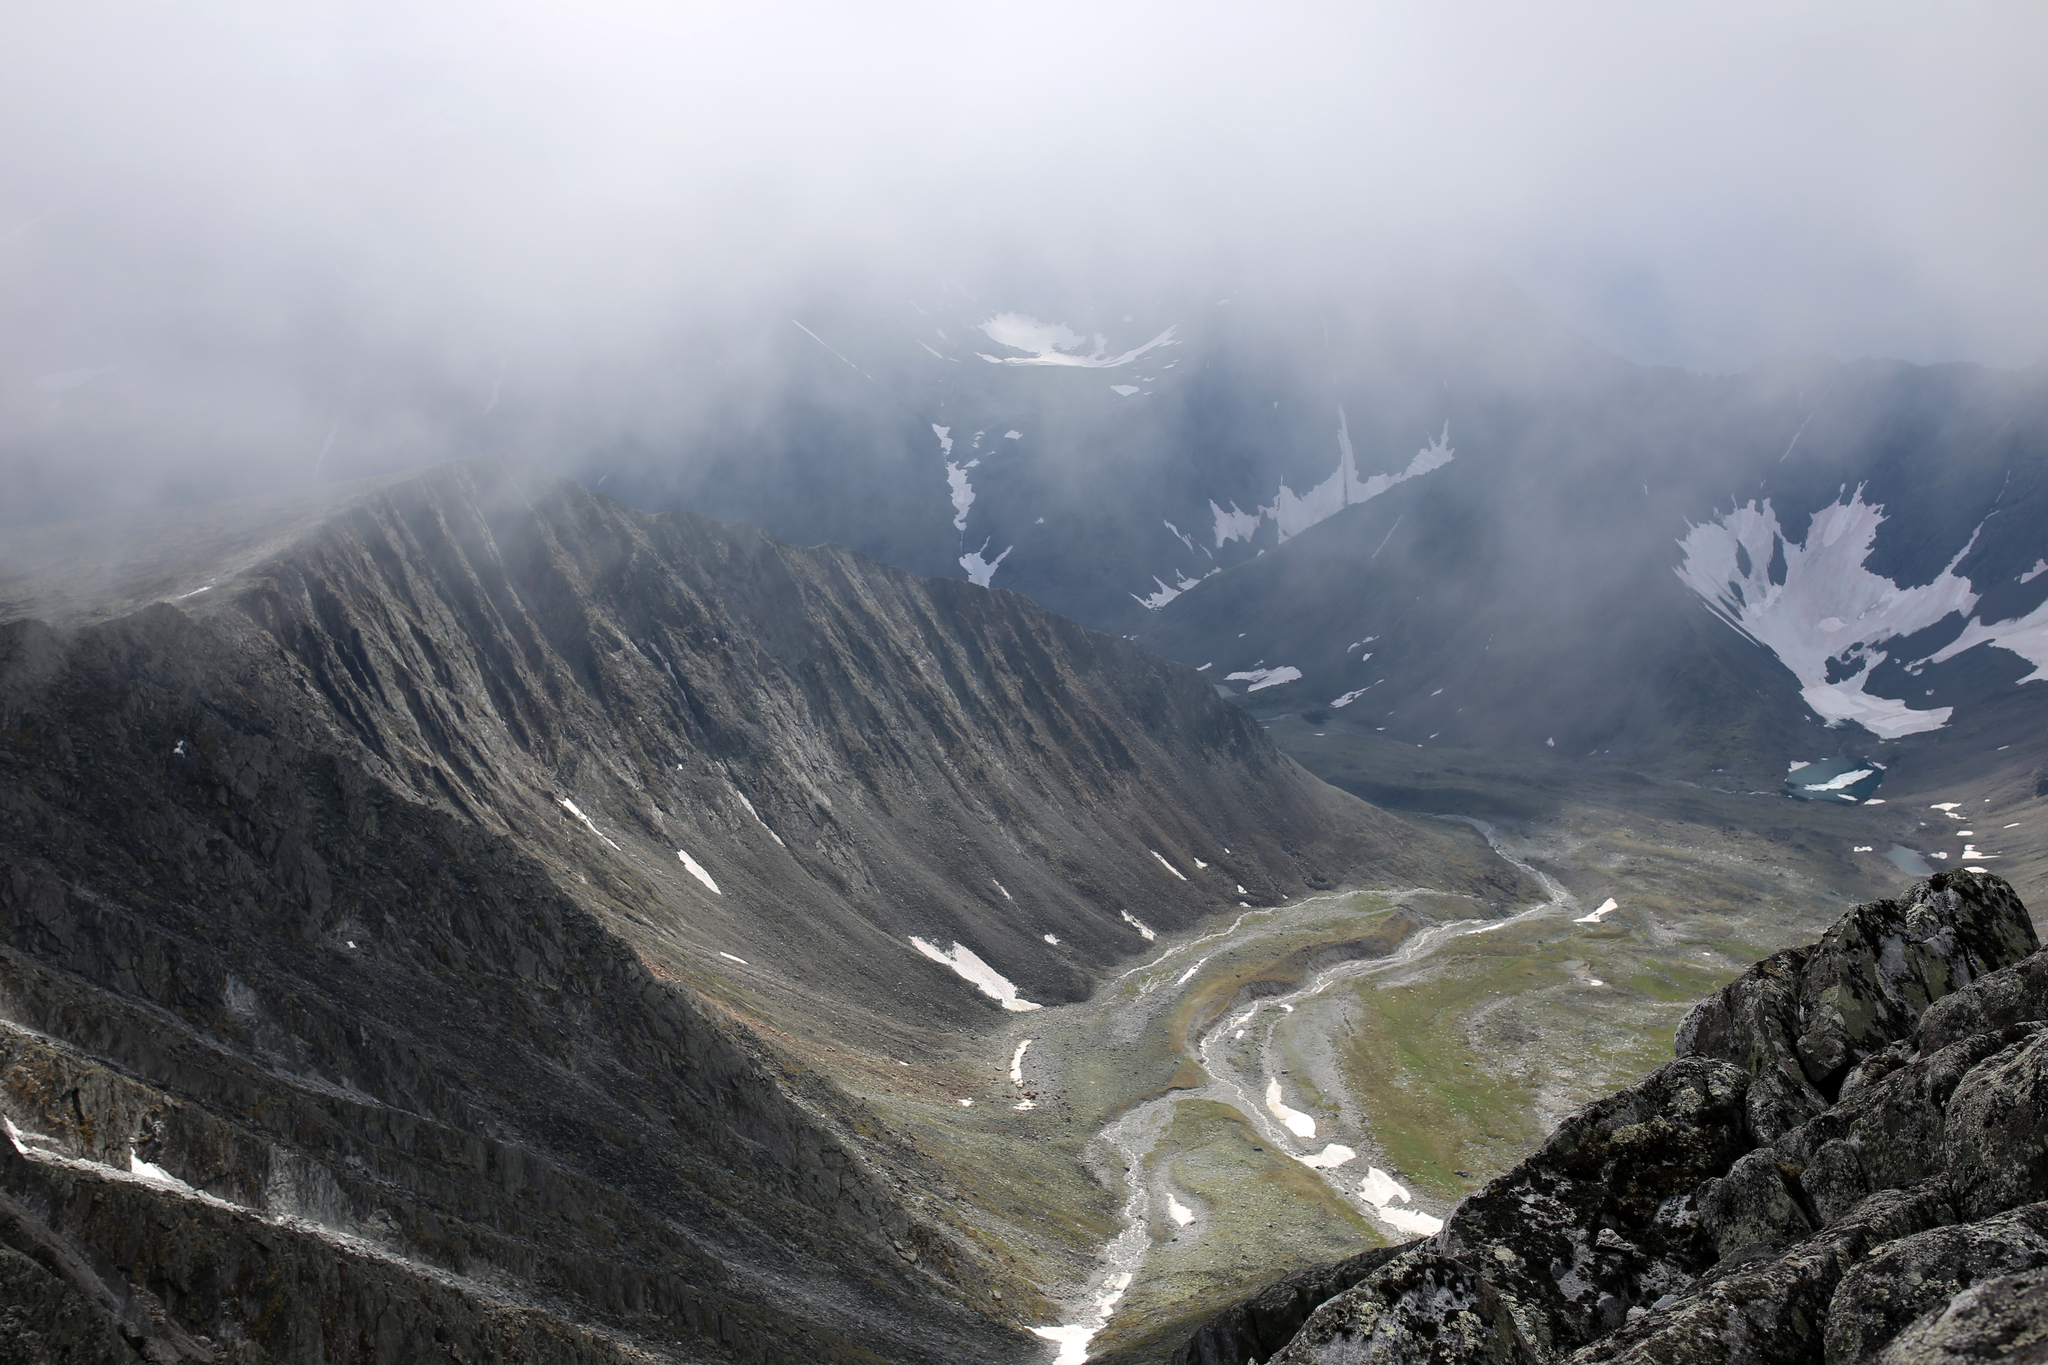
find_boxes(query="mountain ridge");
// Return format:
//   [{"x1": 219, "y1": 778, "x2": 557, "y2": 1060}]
[{"x1": 0, "y1": 457, "x2": 1530, "y2": 1362}]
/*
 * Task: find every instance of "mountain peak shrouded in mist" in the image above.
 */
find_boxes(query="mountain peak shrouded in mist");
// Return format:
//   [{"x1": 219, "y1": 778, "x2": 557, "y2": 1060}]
[{"x1": 4, "y1": 5, "x2": 2045, "y2": 525}]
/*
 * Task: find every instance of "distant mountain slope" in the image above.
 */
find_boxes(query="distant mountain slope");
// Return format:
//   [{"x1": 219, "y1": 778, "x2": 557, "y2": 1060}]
[
  {"x1": 0, "y1": 460, "x2": 1521, "y2": 1362},
  {"x1": 607, "y1": 280, "x2": 2048, "y2": 772},
  {"x1": 1136, "y1": 354, "x2": 2048, "y2": 770}
]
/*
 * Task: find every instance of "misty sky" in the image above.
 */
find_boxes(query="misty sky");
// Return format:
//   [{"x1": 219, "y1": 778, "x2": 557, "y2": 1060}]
[{"x1": 3, "y1": 2, "x2": 2044, "y2": 522}]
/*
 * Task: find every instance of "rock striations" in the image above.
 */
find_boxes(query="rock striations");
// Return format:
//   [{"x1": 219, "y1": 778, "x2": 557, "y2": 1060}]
[
  {"x1": 0, "y1": 460, "x2": 1512, "y2": 1363},
  {"x1": 1172, "y1": 870, "x2": 2048, "y2": 1365}
]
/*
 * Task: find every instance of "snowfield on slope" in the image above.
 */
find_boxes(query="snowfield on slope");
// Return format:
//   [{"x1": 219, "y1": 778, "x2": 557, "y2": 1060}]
[
  {"x1": 1211, "y1": 410, "x2": 1455, "y2": 548},
  {"x1": 909, "y1": 937, "x2": 1042, "y2": 1011},
  {"x1": 1673, "y1": 488, "x2": 2048, "y2": 737}
]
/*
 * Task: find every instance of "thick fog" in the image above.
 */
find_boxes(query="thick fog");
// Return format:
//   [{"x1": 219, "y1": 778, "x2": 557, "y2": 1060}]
[{"x1": 2, "y1": 1, "x2": 2044, "y2": 524}]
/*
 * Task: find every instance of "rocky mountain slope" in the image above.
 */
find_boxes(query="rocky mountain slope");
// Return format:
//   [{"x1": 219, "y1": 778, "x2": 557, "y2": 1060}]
[
  {"x1": 0, "y1": 460, "x2": 1521, "y2": 1362},
  {"x1": 1157, "y1": 869, "x2": 2048, "y2": 1365}
]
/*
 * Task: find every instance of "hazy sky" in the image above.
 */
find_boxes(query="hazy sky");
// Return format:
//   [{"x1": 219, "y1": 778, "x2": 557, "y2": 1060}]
[{"x1": 3, "y1": 1, "x2": 2044, "y2": 520}]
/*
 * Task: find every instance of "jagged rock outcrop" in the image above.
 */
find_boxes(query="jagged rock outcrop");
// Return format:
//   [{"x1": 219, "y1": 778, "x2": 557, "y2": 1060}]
[
  {"x1": 1168, "y1": 1245, "x2": 1412, "y2": 1365},
  {"x1": 0, "y1": 462, "x2": 1523, "y2": 1362},
  {"x1": 1171, "y1": 871, "x2": 2048, "y2": 1365}
]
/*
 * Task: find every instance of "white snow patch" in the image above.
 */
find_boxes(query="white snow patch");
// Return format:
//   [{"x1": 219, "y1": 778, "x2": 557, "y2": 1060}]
[
  {"x1": 993, "y1": 880, "x2": 1012, "y2": 899},
  {"x1": 1133, "y1": 571, "x2": 1203, "y2": 610},
  {"x1": 558, "y1": 798, "x2": 621, "y2": 850},
  {"x1": 1932, "y1": 802, "x2": 1963, "y2": 811},
  {"x1": 1166, "y1": 1194, "x2": 1195, "y2": 1227},
  {"x1": 1353, "y1": 1163, "x2": 1445, "y2": 1234},
  {"x1": 1264, "y1": 1078, "x2": 1317, "y2": 1139},
  {"x1": 977, "y1": 313, "x2": 1177, "y2": 368},
  {"x1": 1921, "y1": 590, "x2": 2048, "y2": 684},
  {"x1": 1236, "y1": 885, "x2": 1246, "y2": 895},
  {"x1": 1788, "y1": 760, "x2": 1813, "y2": 772},
  {"x1": 1379, "y1": 1206, "x2": 1446, "y2": 1236},
  {"x1": 1150, "y1": 850, "x2": 1188, "y2": 881},
  {"x1": 1110, "y1": 384, "x2": 1141, "y2": 397},
  {"x1": 1210, "y1": 501, "x2": 1263, "y2": 547},
  {"x1": 931, "y1": 423, "x2": 953, "y2": 457},
  {"x1": 734, "y1": 790, "x2": 785, "y2": 846},
  {"x1": 961, "y1": 540, "x2": 1013, "y2": 587},
  {"x1": 1803, "y1": 768, "x2": 1877, "y2": 792},
  {"x1": 1044, "y1": 934, "x2": 1061, "y2": 945},
  {"x1": 1194, "y1": 858, "x2": 1208, "y2": 869},
  {"x1": 2021, "y1": 559, "x2": 2048, "y2": 584},
  {"x1": 959, "y1": 1098, "x2": 974, "y2": 1107},
  {"x1": 1225, "y1": 666, "x2": 1302, "y2": 692},
  {"x1": 1358, "y1": 1167, "x2": 1410, "y2": 1207},
  {"x1": 1211, "y1": 413, "x2": 1455, "y2": 548},
  {"x1": 1011, "y1": 1039, "x2": 1034, "y2": 1086},
  {"x1": 1005, "y1": 430, "x2": 1023, "y2": 439},
  {"x1": 1196, "y1": 662, "x2": 1213, "y2": 671},
  {"x1": 130, "y1": 1150, "x2": 199, "y2": 1194},
  {"x1": 910, "y1": 937, "x2": 1042, "y2": 1011},
  {"x1": 676, "y1": 849, "x2": 720, "y2": 893},
  {"x1": 1330, "y1": 688, "x2": 1371, "y2": 708},
  {"x1": 719, "y1": 952, "x2": 747, "y2": 964},
  {"x1": 1298, "y1": 1144, "x2": 1356, "y2": 1170},
  {"x1": 946, "y1": 462, "x2": 977, "y2": 532},
  {"x1": 1575, "y1": 897, "x2": 1620, "y2": 924},
  {"x1": 1030, "y1": 1269, "x2": 1136, "y2": 1365},
  {"x1": 1121, "y1": 910, "x2": 1156, "y2": 941},
  {"x1": 1674, "y1": 489, "x2": 2007, "y2": 736}
]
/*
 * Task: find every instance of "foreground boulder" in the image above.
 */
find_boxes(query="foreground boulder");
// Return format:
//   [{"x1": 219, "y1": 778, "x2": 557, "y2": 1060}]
[{"x1": 1172, "y1": 871, "x2": 2048, "y2": 1364}]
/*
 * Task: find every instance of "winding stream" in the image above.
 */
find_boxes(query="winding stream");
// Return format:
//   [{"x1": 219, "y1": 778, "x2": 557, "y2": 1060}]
[{"x1": 1029, "y1": 820, "x2": 1576, "y2": 1362}]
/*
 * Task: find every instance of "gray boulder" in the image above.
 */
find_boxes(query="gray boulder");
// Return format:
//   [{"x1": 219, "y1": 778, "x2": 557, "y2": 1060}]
[
  {"x1": 1695, "y1": 1149, "x2": 1812, "y2": 1260},
  {"x1": 1266, "y1": 1251, "x2": 1538, "y2": 1365},
  {"x1": 1919, "y1": 950, "x2": 2048, "y2": 1054},
  {"x1": 1942, "y1": 1029, "x2": 2048, "y2": 1222},
  {"x1": 1869, "y1": 1267, "x2": 2048, "y2": 1364},
  {"x1": 1825, "y1": 1203, "x2": 2048, "y2": 1363}
]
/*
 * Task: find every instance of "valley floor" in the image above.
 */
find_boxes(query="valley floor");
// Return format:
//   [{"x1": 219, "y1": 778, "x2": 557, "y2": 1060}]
[{"x1": 823, "y1": 721, "x2": 2030, "y2": 1365}]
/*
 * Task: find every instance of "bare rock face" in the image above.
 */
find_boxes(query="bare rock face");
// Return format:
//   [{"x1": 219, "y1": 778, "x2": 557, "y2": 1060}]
[
  {"x1": 1267, "y1": 1253, "x2": 1538, "y2": 1365},
  {"x1": 1674, "y1": 874, "x2": 2039, "y2": 1141},
  {"x1": 1168, "y1": 1246, "x2": 1414, "y2": 1365},
  {"x1": 1166, "y1": 871, "x2": 2048, "y2": 1365}
]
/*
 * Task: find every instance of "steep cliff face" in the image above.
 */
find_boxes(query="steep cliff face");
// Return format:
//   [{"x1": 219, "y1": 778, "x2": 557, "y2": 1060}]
[
  {"x1": 0, "y1": 461, "x2": 1509, "y2": 1363},
  {"x1": 1167, "y1": 871, "x2": 2048, "y2": 1365}
]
